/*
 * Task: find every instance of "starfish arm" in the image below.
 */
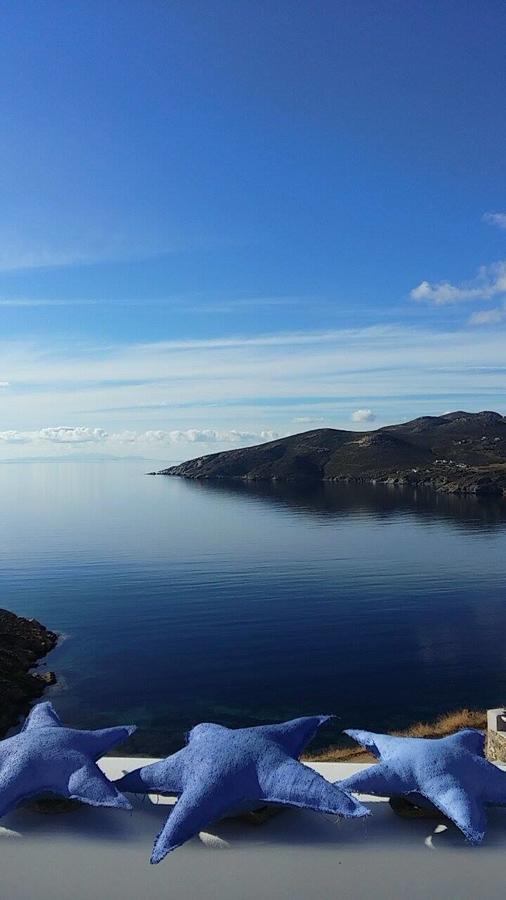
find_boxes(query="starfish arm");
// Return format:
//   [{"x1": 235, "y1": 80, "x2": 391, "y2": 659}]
[
  {"x1": 150, "y1": 783, "x2": 233, "y2": 863},
  {"x1": 67, "y1": 763, "x2": 132, "y2": 809},
  {"x1": 83, "y1": 724, "x2": 137, "y2": 759},
  {"x1": 116, "y1": 750, "x2": 186, "y2": 796},
  {"x1": 258, "y1": 757, "x2": 369, "y2": 818},
  {"x1": 424, "y1": 782, "x2": 487, "y2": 844},
  {"x1": 340, "y1": 762, "x2": 410, "y2": 798},
  {"x1": 445, "y1": 729, "x2": 486, "y2": 756},
  {"x1": 480, "y1": 760, "x2": 506, "y2": 805},
  {"x1": 258, "y1": 716, "x2": 331, "y2": 758},
  {"x1": 344, "y1": 729, "x2": 399, "y2": 760},
  {"x1": 0, "y1": 759, "x2": 29, "y2": 817},
  {"x1": 22, "y1": 702, "x2": 62, "y2": 731}
]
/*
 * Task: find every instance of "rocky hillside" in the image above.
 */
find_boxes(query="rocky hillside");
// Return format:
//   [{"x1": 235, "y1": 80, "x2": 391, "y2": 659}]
[
  {"x1": 0, "y1": 608, "x2": 57, "y2": 736},
  {"x1": 153, "y1": 411, "x2": 506, "y2": 496}
]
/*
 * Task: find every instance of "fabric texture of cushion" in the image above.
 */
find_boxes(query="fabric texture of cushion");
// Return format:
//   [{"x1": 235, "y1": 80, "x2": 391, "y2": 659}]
[
  {"x1": 117, "y1": 715, "x2": 369, "y2": 862},
  {"x1": 340, "y1": 727, "x2": 506, "y2": 844},
  {"x1": 0, "y1": 701, "x2": 136, "y2": 817}
]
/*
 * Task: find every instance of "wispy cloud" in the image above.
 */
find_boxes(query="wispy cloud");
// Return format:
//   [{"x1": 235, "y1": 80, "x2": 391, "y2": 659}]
[
  {"x1": 410, "y1": 261, "x2": 506, "y2": 305},
  {"x1": 0, "y1": 229, "x2": 191, "y2": 273},
  {"x1": 0, "y1": 325, "x2": 505, "y2": 456},
  {"x1": 187, "y1": 296, "x2": 308, "y2": 314},
  {"x1": 0, "y1": 293, "x2": 312, "y2": 311},
  {"x1": 133, "y1": 330, "x2": 369, "y2": 351},
  {"x1": 0, "y1": 298, "x2": 98, "y2": 307},
  {"x1": 0, "y1": 249, "x2": 97, "y2": 272},
  {"x1": 469, "y1": 306, "x2": 506, "y2": 326},
  {"x1": 483, "y1": 212, "x2": 506, "y2": 230},
  {"x1": 0, "y1": 220, "x2": 236, "y2": 274}
]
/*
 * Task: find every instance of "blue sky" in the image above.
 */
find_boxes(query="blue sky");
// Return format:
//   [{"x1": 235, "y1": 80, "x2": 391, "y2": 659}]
[{"x1": 1, "y1": 0, "x2": 506, "y2": 458}]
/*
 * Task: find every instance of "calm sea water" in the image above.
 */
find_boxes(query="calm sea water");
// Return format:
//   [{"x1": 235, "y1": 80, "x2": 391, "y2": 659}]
[{"x1": 1, "y1": 461, "x2": 506, "y2": 755}]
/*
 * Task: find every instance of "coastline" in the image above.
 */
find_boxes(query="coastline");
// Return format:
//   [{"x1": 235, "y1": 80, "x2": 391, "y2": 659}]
[
  {"x1": 153, "y1": 467, "x2": 506, "y2": 497},
  {"x1": 0, "y1": 608, "x2": 58, "y2": 737}
]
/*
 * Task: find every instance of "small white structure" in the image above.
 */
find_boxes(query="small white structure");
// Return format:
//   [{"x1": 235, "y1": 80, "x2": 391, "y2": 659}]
[
  {"x1": 488, "y1": 708, "x2": 506, "y2": 763},
  {"x1": 488, "y1": 708, "x2": 506, "y2": 733},
  {"x1": 1, "y1": 758, "x2": 506, "y2": 899}
]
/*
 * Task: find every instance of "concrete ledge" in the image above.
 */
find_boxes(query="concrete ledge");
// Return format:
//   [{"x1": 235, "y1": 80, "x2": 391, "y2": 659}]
[{"x1": 1, "y1": 759, "x2": 506, "y2": 900}]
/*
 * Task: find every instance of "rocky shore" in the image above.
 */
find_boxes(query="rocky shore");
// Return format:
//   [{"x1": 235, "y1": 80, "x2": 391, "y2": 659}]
[
  {"x1": 0, "y1": 608, "x2": 58, "y2": 737},
  {"x1": 324, "y1": 464, "x2": 506, "y2": 496}
]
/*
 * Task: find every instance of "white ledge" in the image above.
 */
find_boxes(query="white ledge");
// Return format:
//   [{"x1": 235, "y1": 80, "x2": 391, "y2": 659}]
[{"x1": 1, "y1": 759, "x2": 506, "y2": 899}]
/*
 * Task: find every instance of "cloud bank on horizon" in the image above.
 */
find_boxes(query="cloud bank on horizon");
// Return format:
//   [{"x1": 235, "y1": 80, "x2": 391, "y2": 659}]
[
  {"x1": 1, "y1": 320, "x2": 505, "y2": 459},
  {"x1": 0, "y1": 425, "x2": 279, "y2": 451},
  {"x1": 0, "y1": 3, "x2": 505, "y2": 459}
]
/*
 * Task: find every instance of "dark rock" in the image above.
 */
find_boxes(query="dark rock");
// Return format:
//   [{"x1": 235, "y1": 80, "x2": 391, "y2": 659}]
[{"x1": 0, "y1": 608, "x2": 58, "y2": 737}]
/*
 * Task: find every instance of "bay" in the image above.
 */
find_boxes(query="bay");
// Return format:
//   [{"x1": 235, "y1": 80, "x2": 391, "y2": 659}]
[{"x1": 1, "y1": 460, "x2": 505, "y2": 754}]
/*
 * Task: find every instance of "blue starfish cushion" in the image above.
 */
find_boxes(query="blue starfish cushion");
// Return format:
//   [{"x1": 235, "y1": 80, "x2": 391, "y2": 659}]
[
  {"x1": 0, "y1": 701, "x2": 136, "y2": 817},
  {"x1": 340, "y1": 727, "x2": 506, "y2": 844},
  {"x1": 116, "y1": 715, "x2": 369, "y2": 862}
]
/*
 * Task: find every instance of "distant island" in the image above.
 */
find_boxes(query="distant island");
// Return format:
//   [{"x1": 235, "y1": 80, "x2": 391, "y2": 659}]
[{"x1": 152, "y1": 411, "x2": 506, "y2": 496}]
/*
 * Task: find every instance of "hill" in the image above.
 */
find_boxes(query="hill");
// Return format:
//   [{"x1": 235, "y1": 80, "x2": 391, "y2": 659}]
[{"x1": 153, "y1": 411, "x2": 506, "y2": 496}]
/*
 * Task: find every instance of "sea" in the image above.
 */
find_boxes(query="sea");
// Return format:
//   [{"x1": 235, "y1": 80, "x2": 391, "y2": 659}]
[{"x1": 1, "y1": 460, "x2": 506, "y2": 755}]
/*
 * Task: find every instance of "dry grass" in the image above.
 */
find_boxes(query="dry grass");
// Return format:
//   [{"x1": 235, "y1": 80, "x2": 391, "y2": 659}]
[{"x1": 303, "y1": 709, "x2": 487, "y2": 762}]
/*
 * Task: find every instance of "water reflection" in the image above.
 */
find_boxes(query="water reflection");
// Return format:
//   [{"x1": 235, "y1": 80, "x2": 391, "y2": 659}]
[{"x1": 179, "y1": 476, "x2": 506, "y2": 532}]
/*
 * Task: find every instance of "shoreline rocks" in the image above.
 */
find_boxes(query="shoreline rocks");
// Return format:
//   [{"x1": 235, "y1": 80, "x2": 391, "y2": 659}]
[{"x1": 0, "y1": 608, "x2": 58, "y2": 737}]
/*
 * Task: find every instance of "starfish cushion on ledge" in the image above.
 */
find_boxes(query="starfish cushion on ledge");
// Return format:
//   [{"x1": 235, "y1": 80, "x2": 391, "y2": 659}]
[
  {"x1": 0, "y1": 701, "x2": 136, "y2": 817},
  {"x1": 116, "y1": 715, "x2": 370, "y2": 863},
  {"x1": 340, "y1": 727, "x2": 506, "y2": 844}
]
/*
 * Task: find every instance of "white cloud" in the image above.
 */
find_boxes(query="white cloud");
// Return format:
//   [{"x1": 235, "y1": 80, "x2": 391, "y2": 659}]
[
  {"x1": 0, "y1": 430, "x2": 31, "y2": 444},
  {"x1": 410, "y1": 261, "x2": 506, "y2": 304},
  {"x1": 351, "y1": 409, "x2": 376, "y2": 423},
  {"x1": 483, "y1": 212, "x2": 506, "y2": 230},
  {"x1": 0, "y1": 426, "x2": 278, "y2": 451},
  {"x1": 167, "y1": 428, "x2": 277, "y2": 444},
  {"x1": 469, "y1": 307, "x2": 506, "y2": 326},
  {"x1": 0, "y1": 426, "x2": 109, "y2": 445},
  {"x1": 0, "y1": 381, "x2": 9, "y2": 387},
  {"x1": 112, "y1": 428, "x2": 279, "y2": 445},
  {"x1": 39, "y1": 426, "x2": 108, "y2": 444}
]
